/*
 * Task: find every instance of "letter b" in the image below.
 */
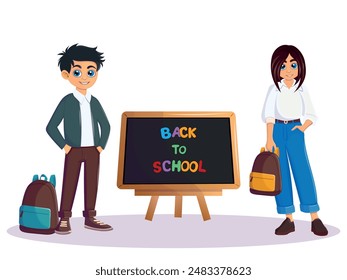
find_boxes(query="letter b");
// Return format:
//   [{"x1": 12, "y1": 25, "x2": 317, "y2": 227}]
[{"x1": 160, "y1": 127, "x2": 171, "y2": 139}]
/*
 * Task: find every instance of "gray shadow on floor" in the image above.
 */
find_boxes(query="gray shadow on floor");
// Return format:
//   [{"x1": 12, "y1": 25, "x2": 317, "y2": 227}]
[{"x1": 7, "y1": 215, "x2": 340, "y2": 248}]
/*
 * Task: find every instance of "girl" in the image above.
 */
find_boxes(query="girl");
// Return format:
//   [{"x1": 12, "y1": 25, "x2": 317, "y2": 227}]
[{"x1": 262, "y1": 45, "x2": 328, "y2": 236}]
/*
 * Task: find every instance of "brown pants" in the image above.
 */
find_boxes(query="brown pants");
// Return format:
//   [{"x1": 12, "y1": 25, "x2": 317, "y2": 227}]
[{"x1": 59, "y1": 147, "x2": 100, "y2": 218}]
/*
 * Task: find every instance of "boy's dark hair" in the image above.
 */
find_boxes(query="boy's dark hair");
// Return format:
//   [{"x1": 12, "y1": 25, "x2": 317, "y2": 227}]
[
  {"x1": 58, "y1": 44, "x2": 105, "y2": 72},
  {"x1": 271, "y1": 45, "x2": 306, "y2": 91}
]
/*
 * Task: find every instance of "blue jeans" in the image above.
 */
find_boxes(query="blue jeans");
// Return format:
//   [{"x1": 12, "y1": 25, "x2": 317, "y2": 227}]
[{"x1": 273, "y1": 122, "x2": 320, "y2": 214}]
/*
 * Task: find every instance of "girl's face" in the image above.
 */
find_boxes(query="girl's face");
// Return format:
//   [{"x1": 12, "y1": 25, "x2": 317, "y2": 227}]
[{"x1": 280, "y1": 54, "x2": 298, "y2": 82}]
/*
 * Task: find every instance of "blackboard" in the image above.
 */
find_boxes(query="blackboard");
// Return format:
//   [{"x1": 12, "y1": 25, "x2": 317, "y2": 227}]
[{"x1": 117, "y1": 112, "x2": 240, "y2": 191}]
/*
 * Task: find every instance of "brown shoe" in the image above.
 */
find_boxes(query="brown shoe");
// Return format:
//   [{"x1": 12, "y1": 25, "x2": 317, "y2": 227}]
[
  {"x1": 55, "y1": 218, "x2": 71, "y2": 234},
  {"x1": 311, "y1": 218, "x2": 328, "y2": 236},
  {"x1": 275, "y1": 218, "x2": 295, "y2": 235},
  {"x1": 84, "y1": 217, "x2": 113, "y2": 231}
]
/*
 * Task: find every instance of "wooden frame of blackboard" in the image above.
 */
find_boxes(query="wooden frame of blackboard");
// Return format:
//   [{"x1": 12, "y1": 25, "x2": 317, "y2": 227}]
[
  {"x1": 117, "y1": 111, "x2": 240, "y2": 221},
  {"x1": 117, "y1": 111, "x2": 240, "y2": 192}
]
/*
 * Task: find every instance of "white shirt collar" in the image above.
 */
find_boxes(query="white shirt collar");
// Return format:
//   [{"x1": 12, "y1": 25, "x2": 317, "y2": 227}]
[
  {"x1": 278, "y1": 79, "x2": 303, "y2": 92},
  {"x1": 73, "y1": 89, "x2": 92, "y2": 104}
]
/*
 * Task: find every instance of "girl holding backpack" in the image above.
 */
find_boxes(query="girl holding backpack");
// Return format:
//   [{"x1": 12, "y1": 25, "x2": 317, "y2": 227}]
[{"x1": 262, "y1": 45, "x2": 328, "y2": 236}]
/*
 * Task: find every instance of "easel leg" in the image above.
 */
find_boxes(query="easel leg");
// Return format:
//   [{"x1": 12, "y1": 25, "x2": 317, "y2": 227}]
[
  {"x1": 196, "y1": 194, "x2": 211, "y2": 221},
  {"x1": 145, "y1": 196, "x2": 159, "y2": 221},
  {"x1": 175, "y1": 195, "x2": 183, "y2": 218}
]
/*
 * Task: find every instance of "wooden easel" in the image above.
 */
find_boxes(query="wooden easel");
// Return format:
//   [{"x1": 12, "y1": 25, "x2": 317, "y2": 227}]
[{"x1": 135, "y1": 189, "x2": 222, "y2": 221}]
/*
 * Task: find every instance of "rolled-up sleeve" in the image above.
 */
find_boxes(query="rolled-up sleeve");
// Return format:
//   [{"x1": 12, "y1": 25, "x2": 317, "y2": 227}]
[
  {"x1": 262, "y1": 85, "x2": 277, "y2": 123},
  {"x1": 300, "y1": 86, "x2": 317, "y2": 123}
]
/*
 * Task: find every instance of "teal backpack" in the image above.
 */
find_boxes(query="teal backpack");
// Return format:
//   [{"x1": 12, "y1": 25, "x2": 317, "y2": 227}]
[{"x1": 19, "y1": 174, "x2": 58, "y2": 234}]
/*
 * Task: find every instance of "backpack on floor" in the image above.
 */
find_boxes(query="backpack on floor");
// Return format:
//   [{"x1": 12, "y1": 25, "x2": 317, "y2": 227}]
[
  {"x1": 249, "y1": 147, "x2": 282, "y2": 196},
  {"x1": 19, "y1": 174, "x2": 58, "y2": 234}
]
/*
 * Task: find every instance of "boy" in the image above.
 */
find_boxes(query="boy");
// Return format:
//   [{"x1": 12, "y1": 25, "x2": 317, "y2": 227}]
[{"x1": 46, "y1": 44, "x2": 112, "y2": 234}]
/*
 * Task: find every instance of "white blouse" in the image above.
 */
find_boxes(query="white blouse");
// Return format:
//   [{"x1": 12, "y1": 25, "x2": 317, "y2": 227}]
[{"x1": 262, "y1": 80, "x2": 317, "y2": 124}]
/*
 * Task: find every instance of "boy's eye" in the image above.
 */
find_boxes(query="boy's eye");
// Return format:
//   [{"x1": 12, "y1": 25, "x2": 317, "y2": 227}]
[
  {"x1": 73, "y1": 70, "x2": 81, "y2": 77},
  {"x1": 87, "y1": 70, "x2": 96, "y2": 77},
  {"x1": 280, "y1": 64, "x2": 286, "y2": 70},
  {"x1": 291, "y1": 63, "x2": 298, "y2": 70}
]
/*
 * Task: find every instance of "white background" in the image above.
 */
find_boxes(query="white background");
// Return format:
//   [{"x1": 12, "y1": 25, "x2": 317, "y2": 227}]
[{"x1": 1, "y1": 0, "x2": 346, "y2": 279}]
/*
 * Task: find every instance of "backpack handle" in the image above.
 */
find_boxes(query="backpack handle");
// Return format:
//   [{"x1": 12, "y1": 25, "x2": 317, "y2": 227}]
[
  {"x1": 39, "y1": 174, "x2": 48, "y2": 181},
  {"x1": 261, "y1": 147, "x2": 280, "y2": 157},
  {"x1": 32, "y1": 174, "x2": 56, "y2": 187}
]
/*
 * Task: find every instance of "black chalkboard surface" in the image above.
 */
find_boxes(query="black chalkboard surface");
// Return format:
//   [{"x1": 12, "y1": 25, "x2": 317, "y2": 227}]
[{"x1": 117, "y1": 112, "x2": 240, "y2": 191}]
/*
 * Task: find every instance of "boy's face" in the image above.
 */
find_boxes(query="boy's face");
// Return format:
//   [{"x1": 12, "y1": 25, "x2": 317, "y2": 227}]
[{"x1": 61, "y1": 60, "x2": 98, "y2": 92}]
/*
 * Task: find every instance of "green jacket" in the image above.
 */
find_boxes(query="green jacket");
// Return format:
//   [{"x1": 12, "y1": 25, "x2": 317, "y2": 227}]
[{"x1": 46, "y1": 93, "x2": 110, "y2": 149}]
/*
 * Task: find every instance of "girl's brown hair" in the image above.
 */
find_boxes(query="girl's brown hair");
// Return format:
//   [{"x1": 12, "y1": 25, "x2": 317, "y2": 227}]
[{"x1": 271, "y1": 45, "x2": 306, "y2": 91}]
